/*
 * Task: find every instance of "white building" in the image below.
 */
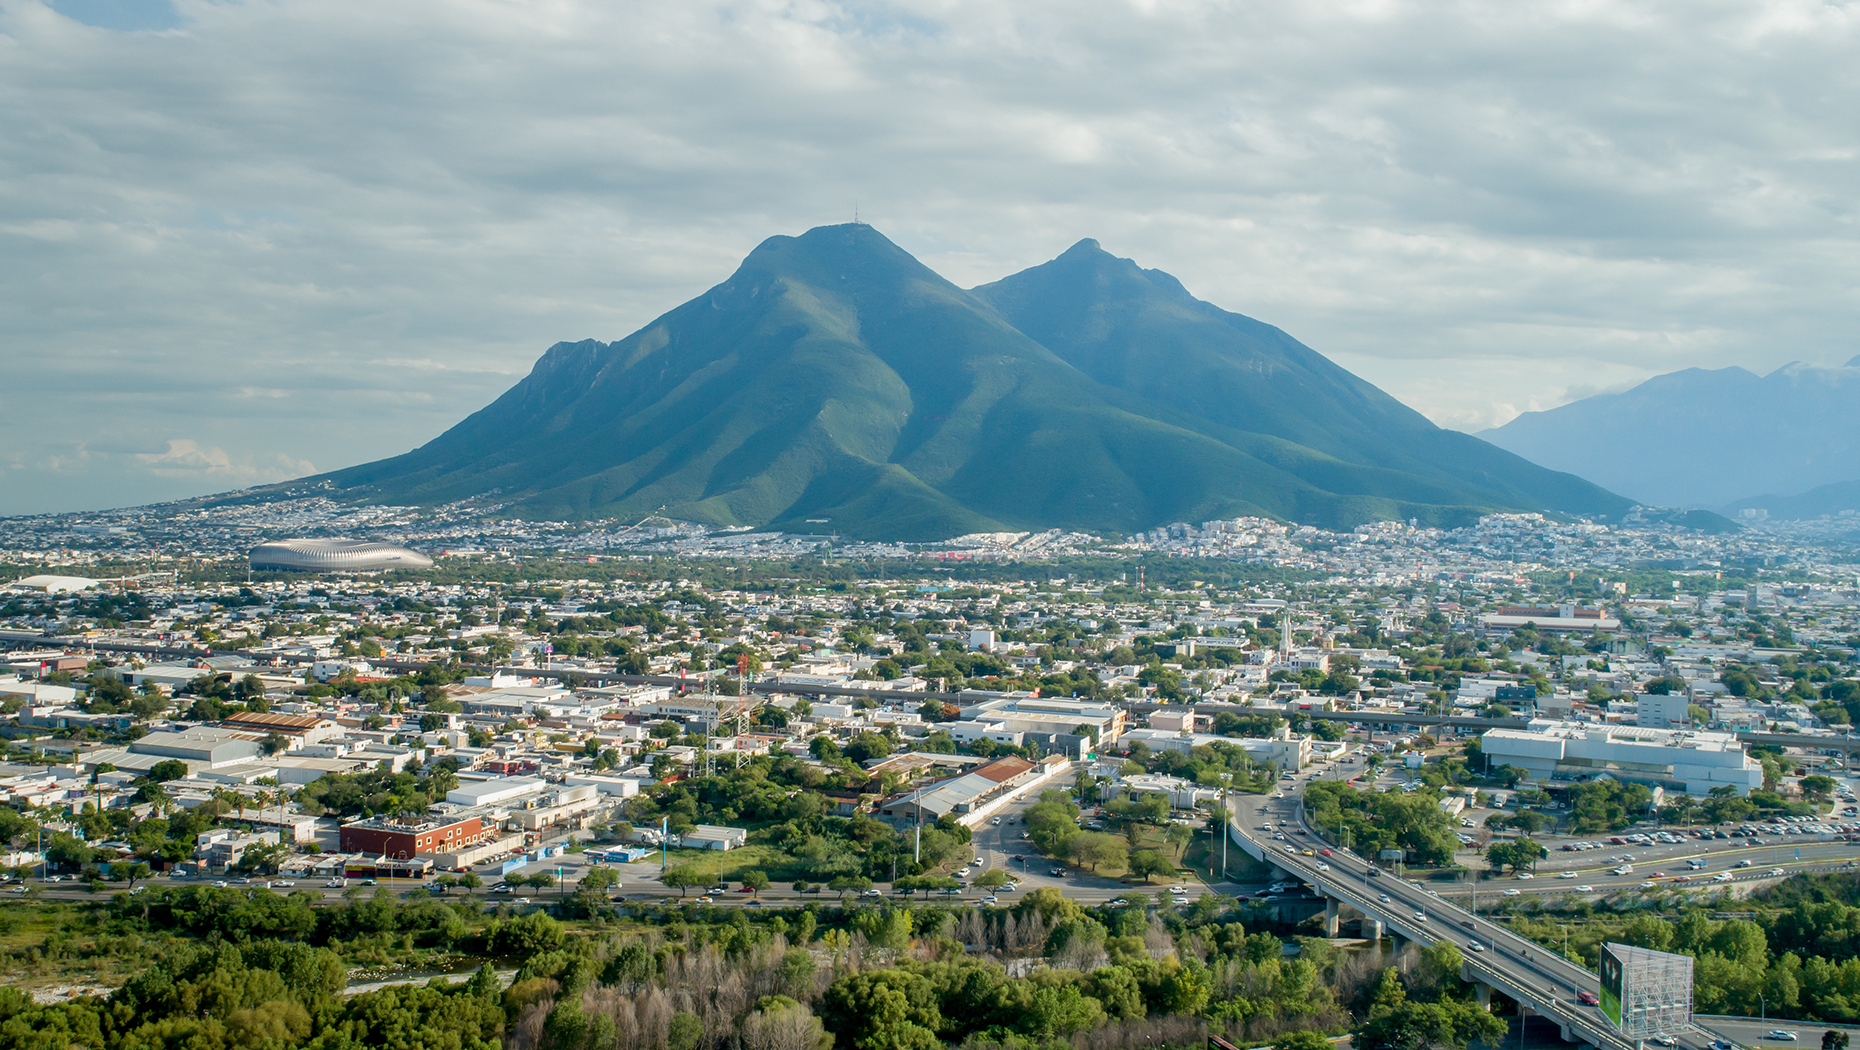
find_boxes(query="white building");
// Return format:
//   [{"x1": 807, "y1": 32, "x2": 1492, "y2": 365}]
[
  {"x1": 446, "y1": 776, "x2": 546, "y2": 807},
  {"x1": 1119, "y1": 727, "x2": 1310, "y2": 771},
  {"x1": 1479, "y1": 720, "x2": 1761, "y2": 796},
  {"x1": 1636, "y1": 692, "x2": 1692, "y2": 730}
]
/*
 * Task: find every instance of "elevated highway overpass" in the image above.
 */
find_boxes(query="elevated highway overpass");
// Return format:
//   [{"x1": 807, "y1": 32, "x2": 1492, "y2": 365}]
[{"x1": 1227, "y1": 785, "x2": 1735, "y2": 1050}]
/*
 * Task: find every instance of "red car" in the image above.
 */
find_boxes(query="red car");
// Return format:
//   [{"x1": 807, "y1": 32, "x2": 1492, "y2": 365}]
[
  {"x1": 1319, "y1": 849, "x2": 1333, "y2": 856},
  {"x1": 1579, "y1": 992, "x2": 1599, "y2": 1006}
]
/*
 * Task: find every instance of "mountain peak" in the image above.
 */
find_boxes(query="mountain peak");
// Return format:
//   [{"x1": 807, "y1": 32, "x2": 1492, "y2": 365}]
[{"x1": 294, "y1": 226, "x2": 1627, "y2": 536}]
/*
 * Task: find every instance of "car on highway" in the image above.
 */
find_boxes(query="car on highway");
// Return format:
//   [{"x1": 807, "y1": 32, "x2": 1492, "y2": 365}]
[
  {"x1": 1576, "y1": 885, "x2": 1594, "y2": 892},
  {"x1": 1283, "y1": 846, "x2": 1296, "y2": 854},
  {"x1": 1650, "y1": 1037, "x2": 1678, "y2": 1046},
  {"x1": 1317, "y1": 863, "x2": 1330, "y2": 871},
  {"x1": 695, "y1": 896, "x2": 713, "y2": 904},
  {"x1": 1765, "y1": 1032, "x2": 1798, "y2": 1041},
  {"x1": 1710, "y1": 1039, "x2": 1737, "y2": 1050},
  {"x1": 1301, "y1": 849, "x2": 1316, "y2": 856},
  {"x1": 1467, "y1": 941, "x2": 1486, "y2": 952},
  {"x1": 1378, "y1": 894, "x2": 1390, "y2": 902},
  {"x1": 709, "y1": 885, "x2": 728, "y2": 894},
  {"x1": 1559, "y1": 871, "x2": 1578, "y2": 879},
  {"x1": 515, "y1": 897, "x2": 531, "y2": 905},
  {"x1": 1413, "y1": 912, "x2": 1427, "y2": 922},
  {"x1": 957, "y1": 868, "x2": 971, "y2": 877},
  {"x1": 1503, "y1": 889, "x2": 1521, "y2": 896},
  {"x1": 1515, "y1": 873, "x2": 1533, "y2": 880},
  {"x1": 1579, "y1": 992, "x2": 1599, "y2": 1006},
  {"x1": 1319, "y1": 849, "x2": 1332, "y2": 856}
]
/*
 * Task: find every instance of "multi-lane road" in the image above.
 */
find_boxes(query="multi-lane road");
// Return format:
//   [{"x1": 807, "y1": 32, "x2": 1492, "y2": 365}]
[
  {"x1": 1235, "y1": 786, "x2": 1706, "y2": 1050},
  {"x1": 1235, "y1": 757, "x2": 1860, "y2": 1050}
]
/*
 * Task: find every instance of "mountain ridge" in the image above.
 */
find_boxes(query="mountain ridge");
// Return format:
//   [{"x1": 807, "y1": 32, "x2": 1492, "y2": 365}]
[
  {"x1": 272, "y1": 224, "x2": 1630, "y2": 538},
  {"x1": 1482, "y1": 358, "x2": 1860, "y2": 510}
]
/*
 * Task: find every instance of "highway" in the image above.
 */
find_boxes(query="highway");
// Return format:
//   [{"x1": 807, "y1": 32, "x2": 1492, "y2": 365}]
[{"x1": 1234, "y1": 774, "x2": 1732, "y2": 1050}]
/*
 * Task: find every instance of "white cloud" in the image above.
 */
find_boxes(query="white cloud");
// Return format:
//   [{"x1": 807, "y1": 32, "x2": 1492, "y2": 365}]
[{"x1": 3, "y1": 0, "x2": 1859, "y2": 513}]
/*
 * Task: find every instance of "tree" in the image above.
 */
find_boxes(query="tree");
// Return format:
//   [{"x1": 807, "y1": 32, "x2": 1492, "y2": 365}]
[
  {"x1": 662, "y1": 863, "x2": 707, "y2": 897},
  {"x1": 809, "y1": 736, "x2": 841, "y2": 762},
  {"x1": 148, "y1": 760, "x2": 189, "y2": 783},
  {"x1": 742, "y1": 869, "x2": 771, "y2": 897},
  {"x1": 1486, "y1": 837, "x2": 1547, "y2": 874},
  {"x1": 973, "y1": 869, "x2": 1009, "y2": 889},
  {"x1": 1800, "y1": 775, "x2": 1837, "y2": 802},
  {"x1": 1822, "y1": 1031, "x2": 1849, "y2": 1050},
  {"x1": 1127, "y1": 850, "x2": 1174, "y2": 882},
  {"x1": 828, "y1": 875, "x2": 872, "y2": 900},
  {"x1": 845, "y1": 732, "x2": 893, "y2": 764},
  {"x1": 579, "y1": 866, "x2": 620, "y2": 894},
  {"x1": 1278, "y1": 1032, "x2": 1337, "y2": 1050}
]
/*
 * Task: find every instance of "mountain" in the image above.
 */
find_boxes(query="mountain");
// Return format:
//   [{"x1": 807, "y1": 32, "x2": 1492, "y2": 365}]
[
  {"x1": 1724, "y1": 479, "x2": 1860, "y2": 521},
  {"x1": 287, "y1": 224, "x2": 1629, "y2": 539},
  {"x1": 1481, "y1": 359, "x2": 1860, "y2": 511},
  {"x1": 970, "y1": 239, "x2": 1624, "y2": 522}
]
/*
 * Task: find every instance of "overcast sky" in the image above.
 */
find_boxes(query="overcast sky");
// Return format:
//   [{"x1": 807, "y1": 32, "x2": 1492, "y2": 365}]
[{"x1": 4, "y1": 0, "x2": 1858, "y2": 516}]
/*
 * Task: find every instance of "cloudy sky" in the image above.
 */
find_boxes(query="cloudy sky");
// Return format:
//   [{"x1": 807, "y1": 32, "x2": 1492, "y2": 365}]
[{"x1": 4, "y1": 0, "x2": 1858, "y2": 516}]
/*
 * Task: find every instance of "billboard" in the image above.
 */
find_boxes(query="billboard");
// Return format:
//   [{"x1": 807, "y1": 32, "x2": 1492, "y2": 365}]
[{"x1": 1598, "y1": 943, "x2": 1694, "y2": 1038}]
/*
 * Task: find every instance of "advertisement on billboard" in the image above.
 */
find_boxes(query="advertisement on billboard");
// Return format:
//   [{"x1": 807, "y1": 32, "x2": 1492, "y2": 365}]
[
  {"x1": 1597, "y1": 943, "x2": 1694, "y2": 1038},
  {"x1": 1599, "y1": 943, "x2": 1625, "y2": 1028}
]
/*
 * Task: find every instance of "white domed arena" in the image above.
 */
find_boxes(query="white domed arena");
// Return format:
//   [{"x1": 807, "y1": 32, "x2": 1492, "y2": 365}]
[{"x1": 248, "y1": 538, "x2": 434, "y2": 572}]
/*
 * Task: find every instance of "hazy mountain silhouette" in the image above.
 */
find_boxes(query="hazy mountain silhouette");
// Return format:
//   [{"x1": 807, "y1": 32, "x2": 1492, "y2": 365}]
[{"x1": 1483, "y1": 358, "x2": 1860, "y2": 511}]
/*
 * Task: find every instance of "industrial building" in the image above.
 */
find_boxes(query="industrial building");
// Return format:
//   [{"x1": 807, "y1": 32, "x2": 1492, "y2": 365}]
[
  {"x1": 1478, "y1": 720, "x2": 1762, "y2": 796},
  {"x1": 129, "y1": 726, "x2": 265, "y2": 768},
  {"x1": 248, "y1": 538, "x2": 434, "y2": 572},
  {"x1": 954, "y1": 695, "x2": 1127, "y2": 745}
]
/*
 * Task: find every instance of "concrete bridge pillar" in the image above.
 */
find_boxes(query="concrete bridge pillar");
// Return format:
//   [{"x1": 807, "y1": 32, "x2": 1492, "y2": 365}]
[
  {"x1": 1323, "y1": 897, "x2": 1340, "y2": 937},
  {"x1": 1473, "y1": 982, "x2": 1492, "y2": 1008},
  {"x1": 1362, "y1": 917, "x2": 1384, "y2": 940}
]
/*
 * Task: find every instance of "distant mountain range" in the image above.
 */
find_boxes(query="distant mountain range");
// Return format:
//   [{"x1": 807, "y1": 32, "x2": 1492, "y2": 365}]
[
  {"x1": 264, "y1": 224, "x2": 1628, "y2": 539},
  {"x1": 1481, "y1": 359, "x2": 1860, "y2": 515}
]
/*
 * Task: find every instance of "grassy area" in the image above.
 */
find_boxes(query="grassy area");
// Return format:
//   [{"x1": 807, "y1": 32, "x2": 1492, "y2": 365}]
[{"x1": 651, "y1": 844, "x2": 792, "y2": 884}]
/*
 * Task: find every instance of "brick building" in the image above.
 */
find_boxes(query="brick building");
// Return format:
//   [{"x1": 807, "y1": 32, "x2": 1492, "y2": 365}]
[{"x1": 338, "y1": 813, "x2": 490, "y2": 858}]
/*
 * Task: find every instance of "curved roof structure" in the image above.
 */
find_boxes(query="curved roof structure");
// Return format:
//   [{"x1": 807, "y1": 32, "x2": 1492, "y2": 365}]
[
  {"x1": 249, "y1": 538, "x2": 433, "y2": 573},
  {"x1": 8, "y1": 575, "x2": 100, "y2": 593}
]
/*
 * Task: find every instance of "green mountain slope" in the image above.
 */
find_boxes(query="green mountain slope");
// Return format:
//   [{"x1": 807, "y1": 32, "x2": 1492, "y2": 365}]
[
  {"x1": 970, "y1": 238, "x2": 1629, "y2": 521},
  {"x1": 301, "y1": 224, "x2": 1628, "y2": 538}
]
